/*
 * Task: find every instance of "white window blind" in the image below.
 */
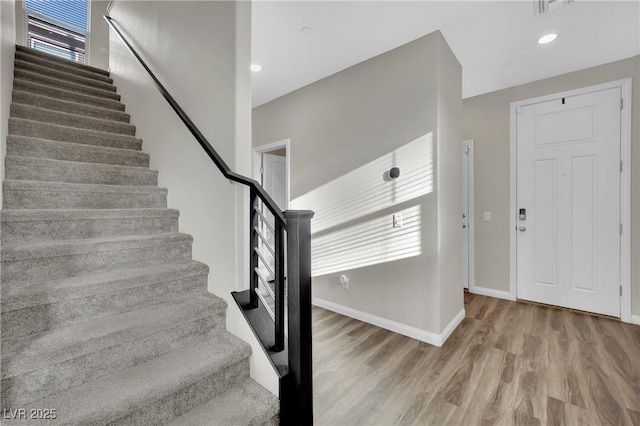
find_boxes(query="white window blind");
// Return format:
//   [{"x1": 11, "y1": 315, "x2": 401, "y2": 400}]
[{"x1": 24, "y1": 0, "x2": 89, "y2": 64}]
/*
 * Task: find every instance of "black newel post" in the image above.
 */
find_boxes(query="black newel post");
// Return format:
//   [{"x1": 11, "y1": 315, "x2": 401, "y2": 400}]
[{"x1": 281, "y1": 210, "x2": 314, "y2": 425}]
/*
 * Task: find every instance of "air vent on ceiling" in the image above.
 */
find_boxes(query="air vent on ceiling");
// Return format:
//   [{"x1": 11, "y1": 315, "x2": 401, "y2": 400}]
[{"x1": 535, "y1": 0, "x2": 574, "y2": 15}]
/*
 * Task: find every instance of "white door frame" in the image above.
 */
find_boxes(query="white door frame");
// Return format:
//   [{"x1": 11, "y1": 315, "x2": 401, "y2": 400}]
[
  {"x1": 509, "y1": 78, "x2": 632, "y2": 323},
  {"x1": 252, "y1": 139, "x2": 291, "y2": 210},
  {"x1": 462, "y1": 140, "x2": 476, "y2": 292}
]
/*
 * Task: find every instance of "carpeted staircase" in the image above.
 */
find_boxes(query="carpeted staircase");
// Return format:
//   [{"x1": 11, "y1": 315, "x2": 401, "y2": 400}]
[{"x1": 1, "y1": 45, "x2": 279, "y2": 425}]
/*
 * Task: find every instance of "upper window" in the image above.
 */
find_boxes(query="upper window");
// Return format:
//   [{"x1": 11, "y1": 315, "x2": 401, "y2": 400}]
[{"x1": 24, "y1": 0, "x2": 89, "y2": 64}]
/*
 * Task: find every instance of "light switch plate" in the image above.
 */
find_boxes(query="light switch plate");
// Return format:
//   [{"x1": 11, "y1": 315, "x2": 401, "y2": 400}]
[
  {"x1": 483, "y1": 211, "x2": 492, "y2": 221},
  {"x1": 393, "y1": 214, "x2": 403, "y2": 228}
]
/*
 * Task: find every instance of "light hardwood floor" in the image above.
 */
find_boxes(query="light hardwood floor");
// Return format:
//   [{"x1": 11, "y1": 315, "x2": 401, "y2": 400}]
[{"x1": 312, "y1": 292, "x2": 640, "y2": 425}]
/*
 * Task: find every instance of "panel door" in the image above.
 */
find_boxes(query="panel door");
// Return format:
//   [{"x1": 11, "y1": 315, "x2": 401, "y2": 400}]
[{"x1": 516, "y1": 87, "x2": 621, "y2": 317}]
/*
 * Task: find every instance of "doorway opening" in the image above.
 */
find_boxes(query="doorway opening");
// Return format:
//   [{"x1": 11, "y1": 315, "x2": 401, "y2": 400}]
[
  {"x1": 252, "y1": 140, "x2": 291, "y2": 315},
  {"x1": 462, "y1": 140, "x2": 475, "y2": 292}
]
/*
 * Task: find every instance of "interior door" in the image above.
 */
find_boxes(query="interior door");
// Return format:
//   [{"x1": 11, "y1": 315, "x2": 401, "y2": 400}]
[
  {"x1": 259, "y1": 153, "x2": 287, "y2": 281},
  {"x1": 262, "y1": 153, "x2": 287, "y2": 211},
  {"x1": 516, "y1": 87, "x2": 621, "y2": 317},
  {"x1": 462, "y1": 144, "x2": 470, "y2": 289}
]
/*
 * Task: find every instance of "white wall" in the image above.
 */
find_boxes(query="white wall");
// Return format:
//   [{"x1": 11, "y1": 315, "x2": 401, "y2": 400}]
[
  {"x1": 253, "y1": 31, "x2": 464, "y2": 343},
  {"x1": 435, "y1": 34, "x2": 463, "y2": 330},
  {"x1": 108, "y1": 0, "x2": 277, "y2": 394},
  {"x1": 88, "y1": 0, "x2": 109, "y2": 69},
  {"x1": 1, "y1": 0, "x2": 16, "y2": 208}
]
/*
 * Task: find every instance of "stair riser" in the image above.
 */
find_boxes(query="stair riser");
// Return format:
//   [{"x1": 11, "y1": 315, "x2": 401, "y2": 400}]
[
  {"x1": 15, "y1": 52, "x2": 114, "y2": 84},
  {"x1": 11, "y1": 104, "x2": 136, "y2": 136},
  {"x1": 1, "y1": 275, "x2": 207, "y2": 338},
  {"x1": 7, "y1": 138, "x2": 149, "y2": 167},
  {"x1": 5, "y1": 162, "x2": 157, "y2": 186},
  {"x1": 1, "y1": 313, "x2": 226, "y2": 407},
  {"x1": 111, "y1": 360, "x2": 248, "y2": 426},
  {"x1": 15, "y1": 60, "x2": 116, "y2": 93},
  {"x1": 3, "y1": 187, "x2": 167, "y2": 210},
  {"x1": 9, "y1": 119, "x2": 142, "y2": 150},
  {"x1": 12, "y1": 91, "x2": 130, "y2": 123},
  {"x1": 1, "y1": 214, "x2": 176, "y2": 243},
  {"x1": 16, "y1": 46, "x2": 110, "y2": 77},
  {"x1": 15, "y1": 69, "x2": 120, "y2": 101},
  {"x1": 14, "y1": 79, "x2": 125, "y2": 111},
  {"x1": 1, "y1": 239, "x2": 191, "y2": 283}
]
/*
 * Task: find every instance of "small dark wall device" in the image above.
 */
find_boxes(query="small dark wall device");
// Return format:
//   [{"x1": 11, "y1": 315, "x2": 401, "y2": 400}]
[{"x1": 389, "y1": 167, "x2": 400, "y2": 179}]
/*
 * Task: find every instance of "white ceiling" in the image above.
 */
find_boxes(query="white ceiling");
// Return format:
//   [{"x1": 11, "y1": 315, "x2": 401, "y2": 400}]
[{"x1": 251, "y1": 0, "x2": 640, "y2": 107}]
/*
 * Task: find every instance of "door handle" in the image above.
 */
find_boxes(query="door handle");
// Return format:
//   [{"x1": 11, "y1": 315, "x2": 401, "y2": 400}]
[{"x1": 519, "y1": 226, "x2": 527, "y2": 232}]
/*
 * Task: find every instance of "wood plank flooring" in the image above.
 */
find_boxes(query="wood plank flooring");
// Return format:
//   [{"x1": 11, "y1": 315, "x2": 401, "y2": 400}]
[{"x1": 312, "y1": 292, "x2": 640, "y2": 425}]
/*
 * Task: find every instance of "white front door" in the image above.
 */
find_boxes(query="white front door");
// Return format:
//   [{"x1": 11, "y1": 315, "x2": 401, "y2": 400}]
[{"x1": 516, "y1": 87, "x2": 622, "y2": 317}]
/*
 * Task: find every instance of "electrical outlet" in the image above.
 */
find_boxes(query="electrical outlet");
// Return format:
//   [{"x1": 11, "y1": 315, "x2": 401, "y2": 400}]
[{"x1": 393, "y1": 213, "x2": 403, "y2": 228}]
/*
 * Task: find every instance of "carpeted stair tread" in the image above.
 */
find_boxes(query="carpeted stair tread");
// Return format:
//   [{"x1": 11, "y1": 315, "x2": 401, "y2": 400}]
[
  {"x1": 1, "y1": 207, "x2": 178, "y2": 243},
  {"x1": 167, "y1": 379, "x2": 279, "y2": 426},
  {"x1": 14, "y1": 79, "x2": 125, "y2": 111},
  {"x1": 2, "y1": 333, "x2": 251, "y2": 426},
  {"x1": 7, "y1": 135, "x2": 147, "y2": 166},
  {"x1": 15, "y1": 51, "x2": 114, "y2": 84},
  {"x1": 12, "y1": 90, "x2": 130, "y2": 123},
  {"x1": 1, "y1": 232, "x2": 191, "y2": 282},
  {"x1": 0, "y1": 262, "x2": 208, "y2": 338},
  {"x1": 5, "y1": 155, "x2": 157, "y2": 186},
  {"x1": 16, "y1": 45, "x2": 110, "y2": 76},
  {"x1": 1, "y1": 232, "x2": 189, "y2": 261},
  {"x1": 1, "y1": 292, "x2": 227, "y2": 378},
  {"x1": 3, "y1": 179, "x2": 167, "y2": 209},
  {"x1": 1, "y1": 259, "x2": 206, "y2": 312},
  {"x1": 15, "y1": 68, "x2": 120, "y2": 101},
  {"x1": 10, "y1": 103, "x2": 136, "y2": 136},
  {"x1": 9, "y1": 118, "x2": 142, "y2": 150},
  {"x1": 15, "y1": 59, "x2": 117, "y2": 92}
]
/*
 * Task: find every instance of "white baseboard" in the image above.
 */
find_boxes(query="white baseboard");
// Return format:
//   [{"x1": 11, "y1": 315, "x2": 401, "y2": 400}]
[
  {"x1": 470, "y1": 286, "x2": 512, "y2": 301},
  {"x1": 631, "y1": 315, "x2": 640, "y2": 326},
  {"x1": 312, "y1": 297, "x2": 465, "y2": 347}
]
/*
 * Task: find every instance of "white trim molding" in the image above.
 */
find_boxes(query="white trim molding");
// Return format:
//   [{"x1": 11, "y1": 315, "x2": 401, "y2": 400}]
[
  {"x1": 462, "y1": 140, "x2": 476, "y2": 293},
  {"x1": 509, "y1": 78, "x2": 632, "y2": 323},
  {"x1": 631, "y1": 315, "x2": 640, "y2": 326},
  {"x1": 469, "y1": 286, "x2": 512, "y2": 301},
  {"x1": 313, "y1": 298, "x2": 465, "y2": 347}
]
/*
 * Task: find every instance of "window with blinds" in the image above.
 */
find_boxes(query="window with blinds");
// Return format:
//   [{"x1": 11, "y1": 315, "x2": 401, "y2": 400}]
[{"x1": 24, "y1": 0, "x2": 89, "y2": 63}]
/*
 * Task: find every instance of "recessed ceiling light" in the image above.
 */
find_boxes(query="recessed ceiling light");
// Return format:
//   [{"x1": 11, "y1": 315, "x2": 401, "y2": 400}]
[
  {"x1": 301, "y1": 26, "x2": 313, "y2": 34},
  {"x1": 250, "y1": 64, "x2": 263, "y2": 72},
  {"x1": 538, "y1": 33, "x2": 558, "y2": 45}
]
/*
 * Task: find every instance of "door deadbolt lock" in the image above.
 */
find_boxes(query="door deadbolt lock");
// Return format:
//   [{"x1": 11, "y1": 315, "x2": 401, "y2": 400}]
[
  {"x1": 519, "y1": 226, "x2": 527, "y2": 232},
  {"x1": 519, "y1": 208, "x2": 527, "y2": 220}
]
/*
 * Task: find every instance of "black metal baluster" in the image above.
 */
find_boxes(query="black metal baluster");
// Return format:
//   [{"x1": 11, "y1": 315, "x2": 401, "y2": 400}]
[
  {"x1": 249, "y1": 189, "x2": 259, "y2": 309},
  {"x1": 274, "y1": 220, "x2": 285, "y2": 351}
]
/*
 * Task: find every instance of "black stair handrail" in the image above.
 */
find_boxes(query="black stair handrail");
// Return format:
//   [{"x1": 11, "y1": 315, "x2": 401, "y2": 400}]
[
  {"x1": 104, "y1": 15, "x2": 285, "y2": 226},
  {"x1": 104, "y1": 15, "x2": 313, "y2": 424}
]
